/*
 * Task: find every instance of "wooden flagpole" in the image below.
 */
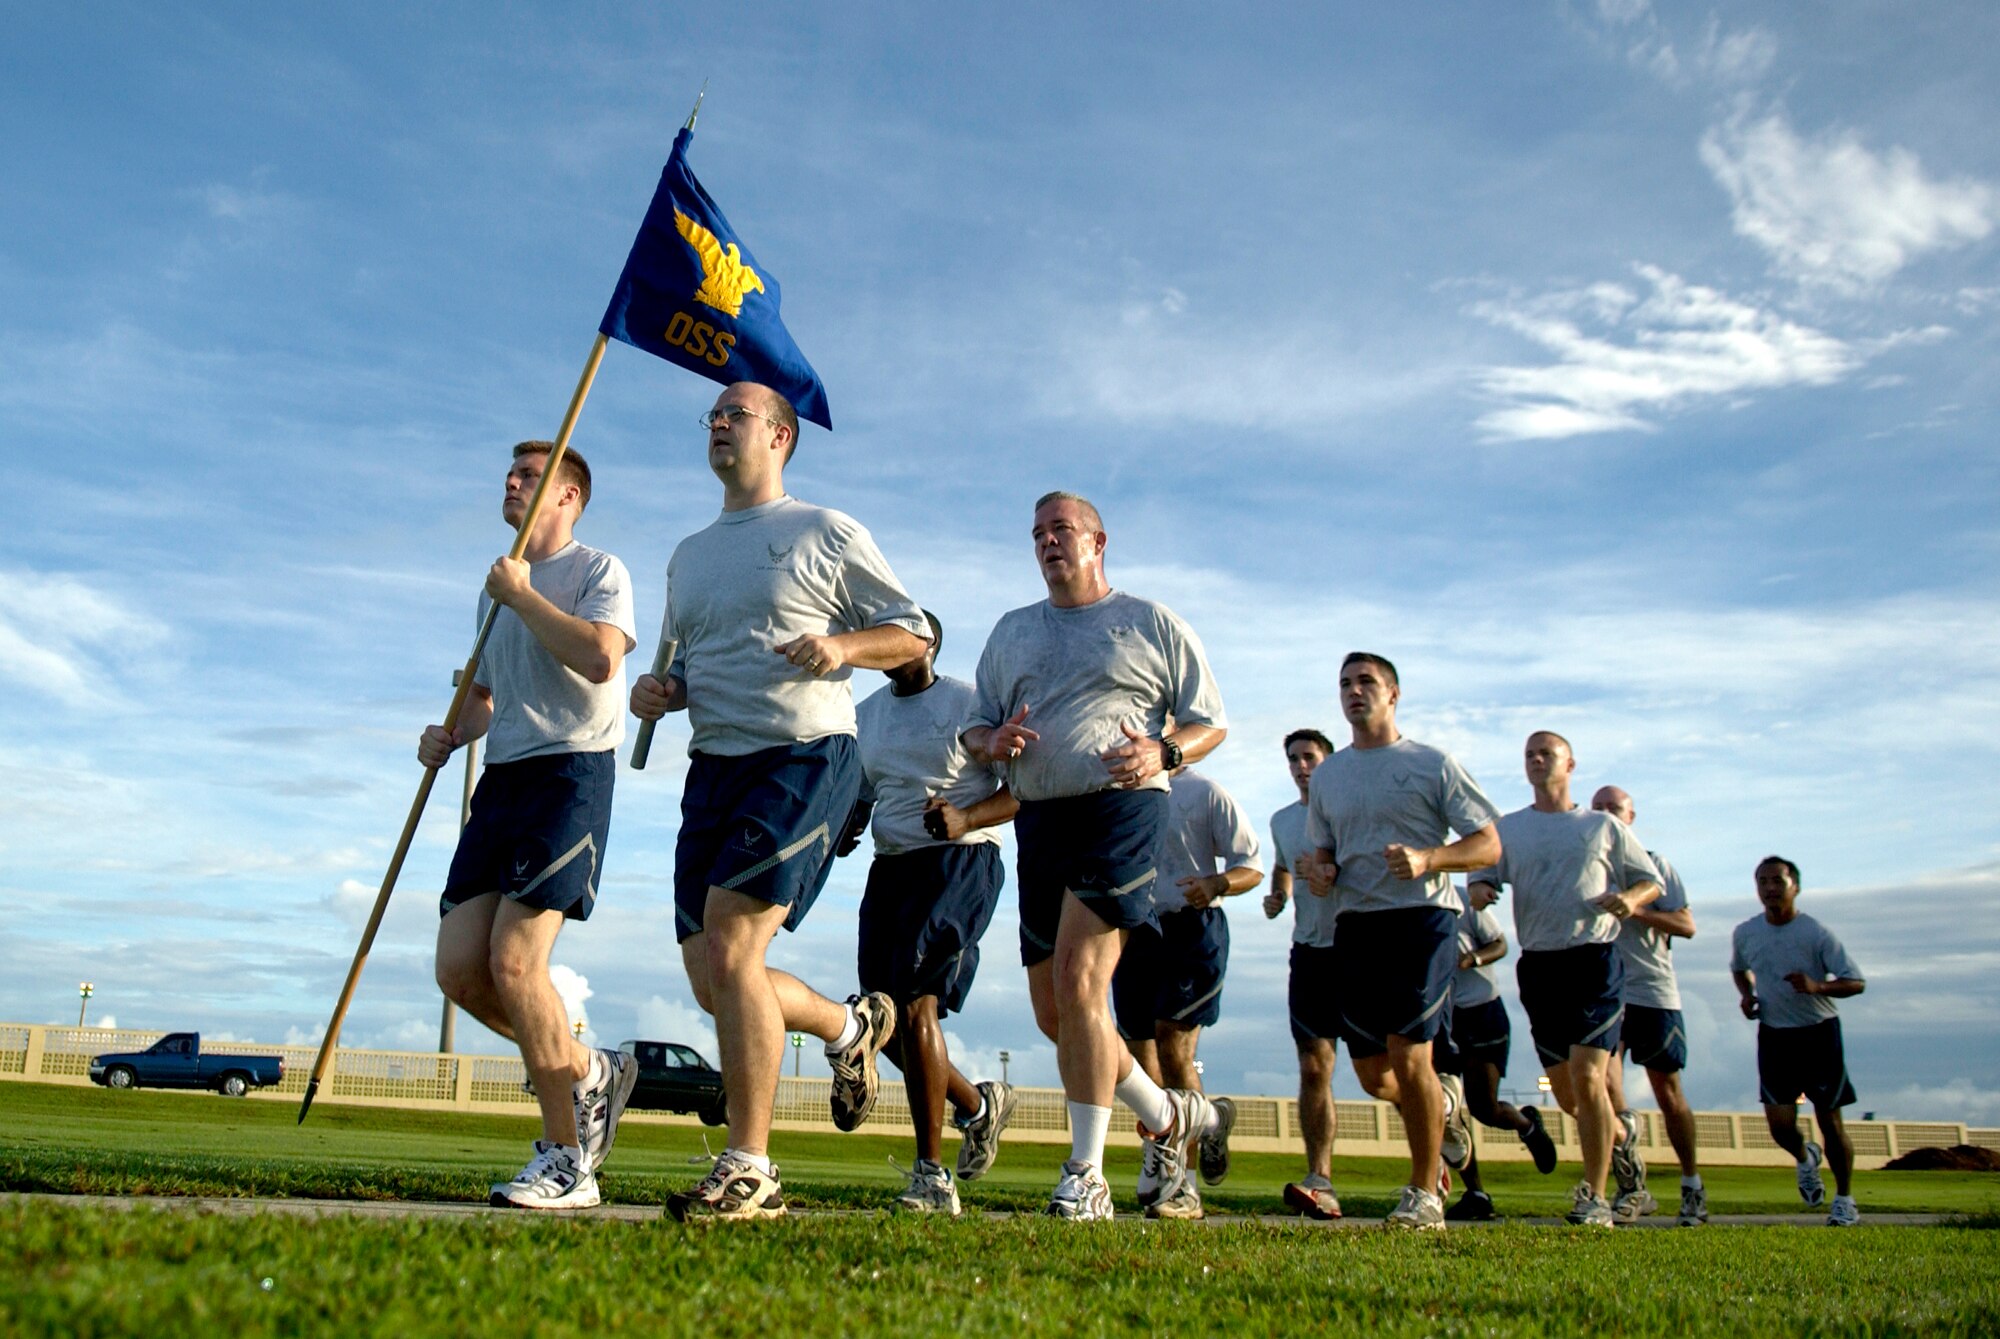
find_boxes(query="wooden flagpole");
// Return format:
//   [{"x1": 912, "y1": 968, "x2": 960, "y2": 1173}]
[{"x1": 298, "y1": 333, "x2": 609, "y2": 1123}]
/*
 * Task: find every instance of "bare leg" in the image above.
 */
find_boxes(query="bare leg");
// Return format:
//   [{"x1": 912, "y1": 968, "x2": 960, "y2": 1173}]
[
  {"x1": 1156, "y1": 1022, "x2": 1202, "y2": 1091},
  {"x1": 1357, "y1": 1038, "x2": 1442, "y2": 1191},
  {"x1": 897, "y1": 995, "x2": 951, "y2": 1165},
  {"x1": 699, "y1": 887, "x2": 847, "y2": 1159},
  {"x1": 435, "y1": 895, "x2": 515, "y2": 1039},
  {"x1": 1647, "y1": 1068, "x2": 1700, "y2": 1178},
  {"x1": 1296, "y1": 1038, "x2": 1337, "y2": 1181},
  {"x1": 1026, "y1": 959, "x2": 1060, "y2": 1043},
  {"x1": 1763, "y1": 1101, "x2": 1808, "y2": 1159},
  {"x1": 1816, "y1": 1104, "x2": 1855, "y2": 1196},
  {"x1": 1458, "y1": 1139, "x2": 1487, "y2": 1195},
  {"x1": 1463, "y1": 1058, "x2": 1532, "y2": 1135},
  {"x1": 880, "y1": 1013, "x2": 983, "y2": 1125},
  {"x1": 1051, "y1": 892, "x2": 1129, "y2": 1108},
  {"x1": 1550, "y1": 1046, "x2": 1616, "y2": 1197},
  {"x1": 487, "y1": 897, "x2": 590, "y2": 1146},
  {"x1": 1125, "y1": 1037, "x2": 1164, "y2": 1087}
]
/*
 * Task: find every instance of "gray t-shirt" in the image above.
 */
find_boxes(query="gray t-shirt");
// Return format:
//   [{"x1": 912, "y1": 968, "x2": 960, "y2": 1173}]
[
  {"x1": 663, "y1": 496, "x2": 927, "y2": 756},
  {"x1": 472, "y1": 540, "x2": 637, "y2": 765},
  {"x1": 1154, "y1": 768, "x2": 1261, "y2": 915},
  {"x1": 967, "y1": 590, "x2": 1225, "y2": 804},
  {"x1": 1303, "y1": 738, "x2": 1500, "y2": 916},
  {"x1": 855, "y1": 675, "x2": 1006, "y2": 856},
  {"x1": 1271, "y1": 799, "x2": 1337, "y2": 948},
  {"x1": 1730, "y1": 911, "x2": 1864, "y2": 1030},
  {"x1": 1454, "y1": 901, "x2": 1506, "y2": 1008},
  {"x1": 1616, "y1": 849, "x2": 1688, "y2": 1009},
  {"x1": 1474, "y1": 806, "x2": 1661, "y2": 953}
]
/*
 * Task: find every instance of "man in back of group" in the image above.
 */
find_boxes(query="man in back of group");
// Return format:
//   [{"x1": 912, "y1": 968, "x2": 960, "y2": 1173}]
[
  {"x1": 427, "y1": 441, "x2": 638, "y2": 1211},
  {"x1": 1302, "y1": 653, "x2": 1502, "y2": 1230},
  {"x1": 1469, "y1": 732, "x2": 1661, "y2": 1228},
  {"x1": 839, "y1": 610, "x2": 1020, "y2": 1215},
  {"x1": 964, "y1": 491, "x2": 1229, "y2": 1221},
  {"x1": 1591, "y1": 784, "x2": 1705, "y2": 1226},
  {"x1": 630, "y1": 381, "x2": 930, "y2": 1221},
  {"x1": 1112, "y1": 760, "x2": 1261, "y2": 1219},
  {"x1": 1261, "y1": 727, "x2": 1345, "y2": 1220},
  {"x1": 1731, "y1": 855, "x2": 1867, "y2": 1227}
]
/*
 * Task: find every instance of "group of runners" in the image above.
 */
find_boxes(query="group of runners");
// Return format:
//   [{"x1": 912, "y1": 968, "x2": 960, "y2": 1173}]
[{"x1": 421, "y1": 379, "x2": 1868, "y2": 1227}]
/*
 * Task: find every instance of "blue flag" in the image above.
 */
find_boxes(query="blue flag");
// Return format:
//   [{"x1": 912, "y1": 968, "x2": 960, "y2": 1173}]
[{"x1": 599, "y1": 128, "x2": 831, "y2": 429}]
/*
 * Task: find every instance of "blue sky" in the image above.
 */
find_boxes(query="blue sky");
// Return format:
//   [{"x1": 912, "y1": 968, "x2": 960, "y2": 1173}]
[{"x1": 5, "y1": 2, "x2": 1998, "y2": 1125}]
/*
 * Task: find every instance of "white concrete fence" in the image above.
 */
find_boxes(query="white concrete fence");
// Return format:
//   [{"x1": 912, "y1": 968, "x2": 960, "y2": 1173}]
[{"x1": 7, "y1": 1023, "x2": 1990, "y2": 1170}]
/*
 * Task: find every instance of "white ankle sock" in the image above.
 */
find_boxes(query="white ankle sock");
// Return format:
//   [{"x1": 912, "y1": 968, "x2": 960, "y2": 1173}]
[
  {"x1": 1068, "y1": 1102, "x2": 1113, "y2": 1168},
  {"x1": 578, "y1": 1048, "x2": 606, "y2": 1091},
  {"x1": 959, "y1": 1094, "x2": 987, "y2": 1126},
  {"x1": 826, "y1": 1003, "x2": 862, "y2": 1054},
  {"x1": 1682, "y1": 1174, "x2": 1703, "y2": 1190},
  {"x1": 1115, "y1": 1067, "x2": 1176, "y2": 1135},
  {"x1": 728, "y1": 1148, "x2": 775, "y2": 1175}
]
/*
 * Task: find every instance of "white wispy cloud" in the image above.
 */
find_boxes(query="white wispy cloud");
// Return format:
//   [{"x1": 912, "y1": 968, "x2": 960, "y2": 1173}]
[
  {"x1": 1469, "y1": 265, "x2": 1858, "y2": 440},
  {"x1": 1701, "y1": 109, "x2": 2000, "y2": 291},
  {"x1": 0, "y1": 570, "x2": 171, "y2": 707}
]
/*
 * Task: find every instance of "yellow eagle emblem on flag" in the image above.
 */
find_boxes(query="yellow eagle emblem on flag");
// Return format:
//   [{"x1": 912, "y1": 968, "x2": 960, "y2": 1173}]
[{"x1": 674, "y1": 210, "x2": 766, "y2": 317}]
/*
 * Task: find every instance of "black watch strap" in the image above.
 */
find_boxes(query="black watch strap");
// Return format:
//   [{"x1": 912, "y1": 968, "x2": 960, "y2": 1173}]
[{"x1": 1161, "y1": 737, "x2": 1183, "y2": 770}]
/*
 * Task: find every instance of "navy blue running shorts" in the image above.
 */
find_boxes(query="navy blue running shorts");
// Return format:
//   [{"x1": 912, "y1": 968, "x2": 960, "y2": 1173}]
[
  {"x1": 1111, "y1": 906, "x2": 1230, "y2": 1039},
  {"x1": 673, "y1": 737, "x2": 859, "y2": 943},
  {"x1": 856, "y1": 843, "x2": 1004, "y2": 1015},
  {"x1": 1331, "y1": 905, "x2": 1458, "y2": 1059},
  {"x1": 441, "y1": 750, "x2": 614, "y2": 922},
  {"x1": 1014, "y1": 789, "x2": 1166, "y2": 966},
  {"x1": 1622, "y1": 1003, "x2": 1688, "y2": 1073},
  {"x1": 1517, "y1": 943, "x2": 1626, "y2": 1068},
  {"x1": 1287, "y1": 942, "x2": 1341, "y2": 1048},
  {"x1": 1435, "y1": 996, "x2": 1512, "y2": 1078},
  {"x1": 1758, "y1": 1017, "x2": 1857, "y2": 1110}
]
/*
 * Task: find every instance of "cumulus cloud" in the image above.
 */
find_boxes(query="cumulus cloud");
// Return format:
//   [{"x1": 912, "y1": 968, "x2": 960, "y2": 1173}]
[
  {"x1": 1470, "y1": 264, "x2": 1858, "y2": 440},
  {"x1": 634, "y1": 994, "x2": 718, "y2": 1065},
  {"x1": 549, "y1": 965, "x2": 592, "y2": 1036},
  {"x1": 0, "y1": 570, "x2": 171, "y2": 707},
  {"x1": 1702, "y1": 110, "x2": 2000, "y2": 291}
]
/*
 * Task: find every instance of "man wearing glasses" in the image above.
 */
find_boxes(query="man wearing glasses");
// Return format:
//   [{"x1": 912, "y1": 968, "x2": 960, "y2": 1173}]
[
  {"x1": 963, "y1": 491, "x2": 1230, "y2": 1221},
  {"x1": 631, "y1": 381, "x2": 931, "y2": 1221}
]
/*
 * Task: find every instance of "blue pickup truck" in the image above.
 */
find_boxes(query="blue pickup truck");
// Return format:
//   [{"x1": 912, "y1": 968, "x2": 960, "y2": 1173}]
[{"x1": 89, "y1": 1032, "x2": 285, "y2": 1097}]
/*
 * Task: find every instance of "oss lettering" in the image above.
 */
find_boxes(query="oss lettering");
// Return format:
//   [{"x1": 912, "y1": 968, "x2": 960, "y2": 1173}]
[{"x1": 662, "y1": 311, "x2": 735, "y2": 367}]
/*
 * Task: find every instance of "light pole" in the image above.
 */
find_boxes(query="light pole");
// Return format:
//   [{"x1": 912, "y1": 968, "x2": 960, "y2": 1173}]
[
  {"x1": 998, "y1": 1049, "x2": 1010, "y2": 1086},
  {"x1": 77, "y1": 982, "x2": 94, "y2": 1028},
  {"x1": 572, "y1": 1019, "x2": 586, "y2": 1041},
  {"x1": 790, "y1": 1033, "x2": 804, "y2": 1077}
]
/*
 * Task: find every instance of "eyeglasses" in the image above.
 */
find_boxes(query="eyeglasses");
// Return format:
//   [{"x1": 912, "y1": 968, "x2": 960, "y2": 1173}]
[{"x1": 698, "y1": 405, "x2": 783, "y2": 432}]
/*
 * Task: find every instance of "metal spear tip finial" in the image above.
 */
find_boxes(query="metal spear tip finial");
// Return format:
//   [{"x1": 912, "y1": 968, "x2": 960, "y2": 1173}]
[{"x1": 685, "y1": 80, "x2": 708, "y2": 132}]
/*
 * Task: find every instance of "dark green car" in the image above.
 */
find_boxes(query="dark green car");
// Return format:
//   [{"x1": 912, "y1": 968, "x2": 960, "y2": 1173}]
[{"x1": 620, "y1": 1040, "x2": 727, "y2": 1125}]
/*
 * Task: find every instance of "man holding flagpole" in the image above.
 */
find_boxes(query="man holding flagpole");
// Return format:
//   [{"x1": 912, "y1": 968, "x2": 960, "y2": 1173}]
[
  {"x1": 426, "y1": 441, "x2": 638, "y2": 1211},
  {"x1": 631, "y1": 381, "x2": 930, "y2": 1222}
]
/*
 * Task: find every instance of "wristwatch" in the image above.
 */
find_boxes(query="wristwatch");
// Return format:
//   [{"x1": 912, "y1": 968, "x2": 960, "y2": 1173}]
[{"x1": 1160, "y1": 737, "x2": 1183, "y2": 771}]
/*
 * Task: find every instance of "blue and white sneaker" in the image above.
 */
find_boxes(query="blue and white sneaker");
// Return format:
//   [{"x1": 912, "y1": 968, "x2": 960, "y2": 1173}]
[
  {"x1": 1047, "y1": 1160, "x2": 1114, "y2": 1221},
  {"x1": 1796, "y1": 1140, "x2": 1827, "y2": 1208},
  {"x1": 1826, "y1": 1193, "x2": 1860, "y2": 1227},
  {"x1": 574, "y1": 1047, "x2": 639, "y2": 1172},
  {"x1": 491, "y1": 1141, "x2": 599, "y2": 1211}
]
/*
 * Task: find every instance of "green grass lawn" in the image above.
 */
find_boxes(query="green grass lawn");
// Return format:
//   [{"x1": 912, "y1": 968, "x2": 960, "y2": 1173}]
[
  {"x1": 3, "y1": 1082, "x2": 1998, "y2": 1336},
  {"x1": 3, "y1": 1081, "x2": 1997, "y2": 1220}
]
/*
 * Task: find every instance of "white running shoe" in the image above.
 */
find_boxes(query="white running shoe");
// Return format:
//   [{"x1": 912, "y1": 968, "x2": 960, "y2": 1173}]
[
  {"x1": 1826, "y1": 1194, "x2": 1860, "y2": 1227},
  {"x1": 1385, "y1": 1184, "x2": 1445, "y2": 1231},
  {"x1": 667, "y1": 1151, "x2": 786, "y2": 1222},
  {"x1": 1796, "y1": 1140, "x2": 1827, "y2": 1208},
  {"x1": 955, "y1": 1080, "x2": 1016, "y2": 1182},
  {"x1": 574, "y1": 1047, "x2": 640, "y2": 1172},
  {"x1": 1284, "y1": 1175, "x2": 1342, "y2": 1221},
  {"x1": 1047, "y1": 1160, "x2": 1114, "y2": 1221},
  {"x1": 1136, "y1": 1088, "x2": 1212, "y2": 1207},
  {"x1": 1613, "y1": 1187, "x2": 1658, "y2": 1223},
  {"x1": 1148, "y1": 1177, "x2": 1204, "y2": 1220},
  {"x1": 828, "y1": 993, "x2": 897, "y2": 1132},
  {"x1": 1439, "y1": 1073, "x2": 1470, "y2": 1170},
  {"x1": 1678, "y1": 1183, "x2": 1709, "y2": 1226},
  {"x1": 895, "y1": 1158, "x2": 962, "y2": 1217},
  {"x1": 491, "y1": 1141, "x2": 599, "y2": 1211},
  {"x1": 1199, "y1": 1095, "x2": 1236, "y2": 1185},
  {"x1": 1566, "y1": 1182, "x2": 1615, "y2": 1228},
  {"x1": 1611, "y1": 1109, "x2": 1646, "y2": 1200}
]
